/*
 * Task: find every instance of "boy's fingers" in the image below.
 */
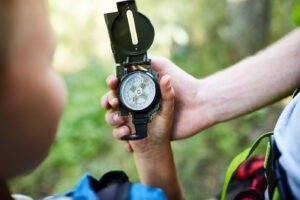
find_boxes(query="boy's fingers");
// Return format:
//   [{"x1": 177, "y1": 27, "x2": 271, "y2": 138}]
[
  {"x1": 101, "y1": 75, "x2": 119, "y2": 109},
  {"x1": 101, "y1": 91, "x2": 119, "y2": 110},
  {"x1": 158, "y1": 74, "x2": 175, "y2": 118},
  {"x1": 101, "y1": 93, "x2": 111, "y2": 109},
  {"x1": 101, "y1": 92, "x2": 115, "y2": 109},
  {"x1": 106, "y1": 75, "x2": 119, "y2": 90},
  {"x1": 108, "y1": 92, "x2": 119, "y2": 108},
  {"x1": 112, "y1": 125, "x2": 131, "y2": 139},
  {"x1": 105, "y1": 111, "x2": 126, "y2": 126}
]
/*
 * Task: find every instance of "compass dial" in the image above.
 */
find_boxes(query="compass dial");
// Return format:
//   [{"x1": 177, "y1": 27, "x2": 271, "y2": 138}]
[{"x1": 120, "y1": 72, "x2": 156, "y2": 111}]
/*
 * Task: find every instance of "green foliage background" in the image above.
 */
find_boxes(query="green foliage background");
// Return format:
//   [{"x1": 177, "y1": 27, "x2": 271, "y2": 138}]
[{"x1": 9, "y1": 0, "x2": 298, "y2": 199}]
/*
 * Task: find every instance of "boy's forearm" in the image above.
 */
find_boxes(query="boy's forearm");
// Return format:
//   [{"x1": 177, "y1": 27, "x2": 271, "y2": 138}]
[
  {"x1": 199, "y1": 28, "x2": 300, "y2": 124},
  {"x1": 134, "y1": 143, "x2": 185, "y2": 200}
]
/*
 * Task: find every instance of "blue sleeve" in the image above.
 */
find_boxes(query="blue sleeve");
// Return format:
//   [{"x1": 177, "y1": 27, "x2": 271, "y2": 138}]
[
  {"x1": 43, "y1": 174, "x2": 99, "y2": 200},
  {"x1": 129, "y1": 183, "x2": 167, "y2": 200}
]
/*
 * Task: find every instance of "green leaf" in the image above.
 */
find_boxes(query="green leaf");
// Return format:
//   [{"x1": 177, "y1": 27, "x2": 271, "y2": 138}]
[{"x1": 292, "y1": 1, "x2": 300, "y2": 26}]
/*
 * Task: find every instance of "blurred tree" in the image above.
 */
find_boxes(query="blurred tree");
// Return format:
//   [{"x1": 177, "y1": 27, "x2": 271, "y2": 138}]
[{"x1": 225, "y1": 0, "x2": 270, "y2": 58}]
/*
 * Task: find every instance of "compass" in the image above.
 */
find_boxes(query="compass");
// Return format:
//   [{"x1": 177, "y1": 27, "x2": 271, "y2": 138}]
[
  {"x1": 104, "y1": 0, "x2": 160, "y2": 140},
  {"x1": 120, "y1": 71, "x2": 158, "y2": 111}
]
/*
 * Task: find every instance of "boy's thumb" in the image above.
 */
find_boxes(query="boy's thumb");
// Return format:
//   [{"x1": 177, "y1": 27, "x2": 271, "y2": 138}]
[{"x1": 158, "y1": 75, "x2": 175, "y2": 118}]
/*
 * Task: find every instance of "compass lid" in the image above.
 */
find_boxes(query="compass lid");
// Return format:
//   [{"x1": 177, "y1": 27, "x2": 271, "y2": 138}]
[{"x1": 104, "y1": 0, "x2": 155, "y2": 66}]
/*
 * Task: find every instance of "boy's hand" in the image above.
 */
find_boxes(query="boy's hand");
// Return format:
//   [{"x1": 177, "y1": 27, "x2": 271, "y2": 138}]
[
  {"x1": 101, "y1": 74, "x2": 175, "y2": 153},
  {"x1": 128, "y1": 74, "x2": 175, "y2": 153},
  {"x1": 101, "y1": 57, "x2": 213, "y2": 141}
]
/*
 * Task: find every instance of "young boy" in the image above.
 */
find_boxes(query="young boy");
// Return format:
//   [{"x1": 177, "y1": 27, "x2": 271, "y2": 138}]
[{"x1": 0, "y1": 1, "x2": 184, "y2": 199}]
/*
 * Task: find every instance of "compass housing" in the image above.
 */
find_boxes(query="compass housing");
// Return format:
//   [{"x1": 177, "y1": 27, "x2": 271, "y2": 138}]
[
  {"x1": 119, "y1": 70, "x2": 160, "y2": 113},
  {"x1": 104, "y1": 0, "x2": 160, "y2": 140},
  {"x1": 104, "y1": 0, "x2": 155, "y2": 66}
]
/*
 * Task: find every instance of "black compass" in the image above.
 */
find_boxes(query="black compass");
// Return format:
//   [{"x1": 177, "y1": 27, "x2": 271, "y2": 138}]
[{"x1": 104, "y1": 0, "x2": 160, "y2": 140}]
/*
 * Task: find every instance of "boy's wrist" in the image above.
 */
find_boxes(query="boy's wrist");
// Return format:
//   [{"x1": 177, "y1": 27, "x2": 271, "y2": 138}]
[
  {"x1": 133, "y1": 142, "x2": 185, "y2": 200},
  {"x1": 133, "y1": 141, "x2": 171, "y2": 159}
]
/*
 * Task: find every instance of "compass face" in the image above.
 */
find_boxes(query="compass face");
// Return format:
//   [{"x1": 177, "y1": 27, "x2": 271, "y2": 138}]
[{"x1": 120, "y1": 72, "x2": 157, "y2": 111}]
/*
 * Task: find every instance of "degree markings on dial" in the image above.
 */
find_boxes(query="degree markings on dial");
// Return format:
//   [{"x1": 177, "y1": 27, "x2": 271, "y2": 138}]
[
  {"x1": 133, "y1": 96, "x2": 138, "y2": 103},
  {"x1": 140, "y1": 83, "x2": 146, "y2": 89},
  {"x1": 121, "y1": 73, "x2": 156, "y2": 110},
  {"x1": 141, "y1": 93, "x2": 148, "y2": 100},
  {"x1": 130, "y1": 85, "x2": 136, "y2": 92}
]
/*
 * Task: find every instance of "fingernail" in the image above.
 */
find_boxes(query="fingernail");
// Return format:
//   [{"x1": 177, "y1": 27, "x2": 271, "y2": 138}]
[
  {"x1": 166, "y1": 79, "x2": 171, "y2": 89},
  {"x1": 113, "y1": 113, "x2": 120, "y2": 122},
  {"x1": 112, "y1": 98, "x2": 119, "y2": 107},
  {"x1": 119, "y1": 126, "x2": 128, "y2": 136}
]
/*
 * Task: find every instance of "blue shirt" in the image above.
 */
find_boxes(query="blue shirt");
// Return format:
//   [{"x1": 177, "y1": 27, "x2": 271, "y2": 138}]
[{"x1": 43, "y1": 173, "x2": 167, "y2": 200}]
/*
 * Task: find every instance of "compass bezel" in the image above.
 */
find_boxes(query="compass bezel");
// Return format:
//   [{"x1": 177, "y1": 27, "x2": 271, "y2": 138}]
[{"x1": 119, "y1": 70, "x2": 160, "y2": 113}]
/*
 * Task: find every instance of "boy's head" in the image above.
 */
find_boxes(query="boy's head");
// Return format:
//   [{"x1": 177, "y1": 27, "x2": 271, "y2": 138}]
[{"x1": 0, "y1": 1, "x2": 66, "y2": 179}]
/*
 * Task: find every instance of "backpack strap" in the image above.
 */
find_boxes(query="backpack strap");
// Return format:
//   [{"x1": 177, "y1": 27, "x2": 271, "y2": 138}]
[
  {"x1": 292, "y1": 87, "x2": 300, "y2": 98},
  {"x1": 264, "y1": 87, "x2": 300, "y2": 199},
  {"x1": 96, "y1": 171, "x2": 167, "y2": 200},
  {"x1": 265, "y1": 136, "x2": 294, "y2": 200},
  {"x1": 220, "y1": 132, "x2": 273, "y2": 200},
  {"x1": 221, "y1": 87, "x2": 299, "y2": 200},
  {"x1": 96, "y1": 171, "x2": 131, "y2": 200},
  {"x1": 264, "y1": 141, "x2": 277, "y2": 198}
]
